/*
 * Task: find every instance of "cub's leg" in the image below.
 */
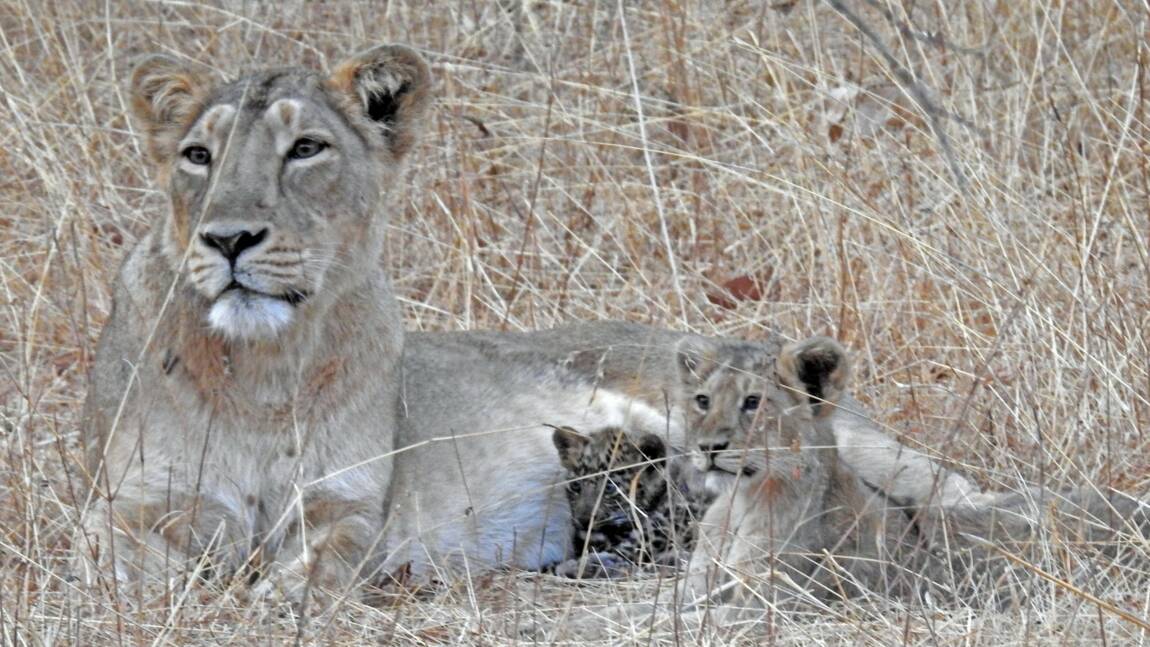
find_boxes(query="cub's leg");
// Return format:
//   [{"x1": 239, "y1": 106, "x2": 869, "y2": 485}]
[
  {"x1": 686, "y1": 456, "x2": 831, "y2": 606},
  {"x1": 553, "y1": 551, "x2": 635, "y2": 579}
]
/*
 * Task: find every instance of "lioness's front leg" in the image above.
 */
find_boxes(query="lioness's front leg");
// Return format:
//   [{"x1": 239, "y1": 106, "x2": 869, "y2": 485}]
[
  {"x1": 77, "y1": 484, "x2": 252, "y2": 592},
  {"x1": 253, "y1": 498, "x2": 380, "y2": 608}
]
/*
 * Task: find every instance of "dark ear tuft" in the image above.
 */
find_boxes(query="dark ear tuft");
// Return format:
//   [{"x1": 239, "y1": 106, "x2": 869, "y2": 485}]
[
  {"x1": 366, "y1": 85, "x2": 403, "y2": 123},
  {"x1": 329, "y1": 44, "x2": 432, "y2": 159},
  {"x1": 675, "y1": 336, "x2": 715, "y2": 385},
  {"x1": 130, "y1": 55, "x2": 215, "y2": 161},
  {"x1": 777, "y1": 337, "x2": 850, "y2": 417},
  {"x1": 636, "y1": 434, "x2": 667, "y2": 462},
  {"x1": 550, "y1": 425, "x2": 590, "y2": 470}
]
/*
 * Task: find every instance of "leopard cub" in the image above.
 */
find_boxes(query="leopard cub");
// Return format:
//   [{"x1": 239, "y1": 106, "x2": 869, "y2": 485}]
[{"x1": 550, "y1": 425, "x2": 711, "y2": 579}]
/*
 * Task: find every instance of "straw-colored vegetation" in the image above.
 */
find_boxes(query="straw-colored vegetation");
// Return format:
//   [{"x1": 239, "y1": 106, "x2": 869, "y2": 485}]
[{"x1": 2, "y1": 0, "x2": 1148, "y2": 643}]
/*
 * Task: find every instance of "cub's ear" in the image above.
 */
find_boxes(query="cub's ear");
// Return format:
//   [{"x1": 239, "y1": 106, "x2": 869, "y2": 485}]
[
  {"x1": 550, "y1": 425, "x2": 590, "y2": 470},
  {"x1": 675, "y1": 336, "x2": 716, "y2": 385},
  {"x1": 329, "y1": 44, "x2": 432, "y2": 160},
  {"x1": 635, "y1": 434, "x2": 667, "y2": 463},
  {"x1": 776, "y1": 336, "x2": 850, "y2": 417},
  {"x1": 130, "y1": 55, "x2": 216, "y2": 162}
]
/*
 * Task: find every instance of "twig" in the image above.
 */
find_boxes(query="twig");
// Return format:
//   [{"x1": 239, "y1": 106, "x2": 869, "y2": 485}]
[
  {"x1": 823, "y1": 0, "x2": 973, "y2": 194},
  {"x1": 619, "y1": 0, "x2": 688, "y2": 325}
]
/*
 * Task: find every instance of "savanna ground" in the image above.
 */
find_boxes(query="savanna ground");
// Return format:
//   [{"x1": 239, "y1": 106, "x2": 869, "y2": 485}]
[{"x1": 2, "y1": 0, "x2": 1149, "y2": 644}]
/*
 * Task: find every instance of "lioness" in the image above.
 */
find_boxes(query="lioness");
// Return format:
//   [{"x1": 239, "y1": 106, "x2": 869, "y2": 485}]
[
  {"x1": 79, "y1": 45, "x2": 431, "y2": 601},
  {"x1": 82, "y1": 43, "x2": 1047, "y2": 602},
  {"x1": 83, "y1": 44, "x2": 681, "y2": 599}
]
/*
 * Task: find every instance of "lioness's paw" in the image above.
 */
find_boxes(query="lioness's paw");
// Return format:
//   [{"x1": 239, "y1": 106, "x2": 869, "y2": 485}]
[
  {"x1": 71, "y1": 522, "x2": 150, "y2": 591},
  {"x1": 251, "y1": 555, "x2": 357, "y2": 614}
]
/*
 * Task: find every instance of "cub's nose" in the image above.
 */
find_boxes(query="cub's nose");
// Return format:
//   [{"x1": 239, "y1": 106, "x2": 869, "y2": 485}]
[
  {"x1": 200, "y1": 228, "x2": 268, "y2": 264},
  {"x1": 698, "y1": 440, "x2": 729, "y2": 457}
]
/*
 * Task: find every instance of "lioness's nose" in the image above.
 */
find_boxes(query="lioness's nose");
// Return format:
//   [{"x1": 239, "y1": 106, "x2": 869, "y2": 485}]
[{"x1": 200, "y1": 228, "x2": 268, "y2": 264}]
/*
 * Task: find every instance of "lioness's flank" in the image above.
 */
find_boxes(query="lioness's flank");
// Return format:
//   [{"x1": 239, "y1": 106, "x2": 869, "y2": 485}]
[{"x1": 79, "y1": 45, "x2": 430, "y2": 604}]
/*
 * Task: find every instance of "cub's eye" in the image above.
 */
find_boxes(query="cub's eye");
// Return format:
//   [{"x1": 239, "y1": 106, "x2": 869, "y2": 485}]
[
  {"x1": 742, "y1": 395, "x2": 761, "y2": 412},
  {"x1": 182, "y1": 146, "x2": 211, "y2": 165},
  {"x1": 694, "y1": 394, "x2": 711, "y2": 411},
  {"x1": 287, "y1": 138, "x2": 328, "y2": 160}
]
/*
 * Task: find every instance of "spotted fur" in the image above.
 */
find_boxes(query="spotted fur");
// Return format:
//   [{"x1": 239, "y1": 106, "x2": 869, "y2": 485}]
[{"x1": 550, "y1": 426, "x2": 711, "y2": 578}]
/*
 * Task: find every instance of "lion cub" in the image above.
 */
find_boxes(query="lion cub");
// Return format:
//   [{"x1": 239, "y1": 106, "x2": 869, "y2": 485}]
[
  {"x1": 679, "y1": 336, "x2": 1150, "y2": 608},
  {"x1": 550, "y1": 426, "x2": 711, "y2": 578},
  {"x1": 677, "y1": 336, "x2": 917, "y2": 604}
]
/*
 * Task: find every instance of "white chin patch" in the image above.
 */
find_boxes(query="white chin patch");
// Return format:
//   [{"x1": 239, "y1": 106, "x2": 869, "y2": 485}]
[
  {"x1": 704, "y1": 470, "x2": 737, "y2": 496},
  {"x1": 207, "y1": 290, "x2": 294, "y2": 341}
]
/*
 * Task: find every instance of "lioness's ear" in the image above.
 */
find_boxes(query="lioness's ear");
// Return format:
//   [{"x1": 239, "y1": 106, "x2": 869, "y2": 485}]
[
  {"x1": 550, "y1": 425, "x2": 590, "y2": 469},
  {"x1": 329, "y1": 44, "x2": 432, "y2": 160},
  {"x1": 131, "y1": 55, "x2": 215, "y2": 162},
  {"x1": 777, "y1": 336, "x2": 850, "y2": 417},
  {"x1": 675, "y1": 337, "x2": 715, "y2": 385}
]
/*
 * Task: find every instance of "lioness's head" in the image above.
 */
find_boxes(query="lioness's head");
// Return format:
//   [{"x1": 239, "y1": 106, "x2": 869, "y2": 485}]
[
  {"x1": 130, "y1": 45, "x2": 431, "y2": 341},
  {"x1": 676, "y1": 336, "x2": 850, "y2": 480}
]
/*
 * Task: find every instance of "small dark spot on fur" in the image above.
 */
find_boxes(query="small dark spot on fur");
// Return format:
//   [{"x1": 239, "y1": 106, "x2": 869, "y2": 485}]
[
  {"x1": 284, "y1": 447, "x2": 296, "y2": 458},
  {"x1": 162, "y1": 350, "x2": 180, "y2": 375}
]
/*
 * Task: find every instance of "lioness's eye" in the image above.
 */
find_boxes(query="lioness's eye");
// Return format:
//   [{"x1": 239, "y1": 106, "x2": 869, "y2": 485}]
[
  {"x1": 742, "y1": 395, "x2": 761, "y2": 411},
  {"x1": 695, "y1": 394, "x2": 711, "y2": 411},
  {"x1": 287, "y1": 138, "x2": 328, "y2": 160},
  {"x1": 182, "y1": 146, "x2": 211, "y2": 165}
]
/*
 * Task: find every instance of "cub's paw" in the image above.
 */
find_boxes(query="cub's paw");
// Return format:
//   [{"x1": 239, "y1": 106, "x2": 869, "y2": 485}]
[
  {"x1": 651, "y1": 548, "x2": 693, "y2": 571},
  {"x1": 554, "y1": 551, "x2": 634, "y2": 579}
]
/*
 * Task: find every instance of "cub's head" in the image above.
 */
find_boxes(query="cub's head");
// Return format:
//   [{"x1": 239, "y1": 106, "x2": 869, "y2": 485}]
[
  {"x1": 130, "y1": 45, "x2": 431, "y2": 341},
  {"x1": 551, "y1": 426, "x2": 669, "y2": 552},
  {"x1": 676, "y1": 336, "x2": 850, "y2": 481}
]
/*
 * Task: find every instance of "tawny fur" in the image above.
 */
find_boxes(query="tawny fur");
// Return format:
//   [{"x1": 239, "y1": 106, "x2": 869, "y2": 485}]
[
  {"x1": 379, "y1": 336, "x2": 684, "y2": 581},
  {"x1": 676, "y1": 337, "x2": 1150, "y2": 608},
  {"x1": 411, "y1": 322, "x2": 985, "y2": 510},
  {"x1": 80, "y1": 45, "x2": 431, "y2": 605},
  {"x1": 679, "y1": 337, "x2": 923, "y2": 605}
]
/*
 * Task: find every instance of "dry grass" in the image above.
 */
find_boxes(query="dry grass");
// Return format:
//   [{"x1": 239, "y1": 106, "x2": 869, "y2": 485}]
[{"x1": 2, "y1": 0, "x2": 1149, "y2": 644}]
